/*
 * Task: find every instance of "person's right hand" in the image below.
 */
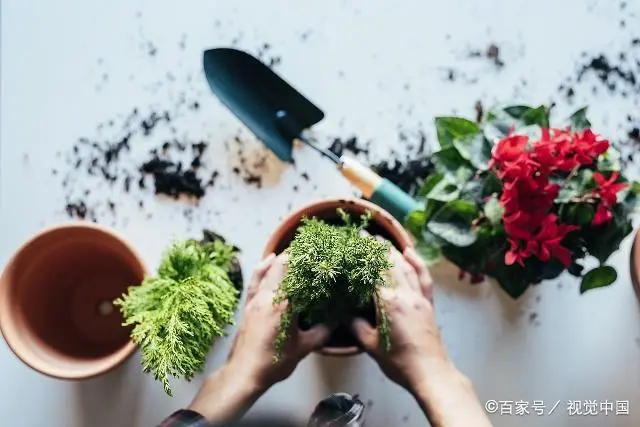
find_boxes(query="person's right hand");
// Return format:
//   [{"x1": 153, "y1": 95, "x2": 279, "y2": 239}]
[
  {"x1": 350, "y1": 244, "x2": 450, "y2": 393},
  {"x1": 352, "y1": 243, "x2": 493, "y2": 427}
]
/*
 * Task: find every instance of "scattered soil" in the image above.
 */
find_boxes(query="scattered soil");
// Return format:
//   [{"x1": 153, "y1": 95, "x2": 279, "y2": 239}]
[
  {"x1": 327, "y1": 130, "x2": 434, "y2": 198},
  {"x1": 327, "y1": 136, "x2": 370, "y2": 158},
  {"x1": 372, "y1": 156, "x2": 434, "y2": 197},
  {"x1": 255, "y1": 42, "x2": 282, "y2": 69},
  {"x1": 474, "y1": 100, "x2": 484, "y2": 123},
  {"x1": 139, "y1": 142, "x2": 212, "y2": 200},
  {"x1": 65, "y1": 201, "x2": 95, "y2": 222},
  {"x1": 576, "y1": 54, "x2": 637, "y2": 92},
  {"x1": 59, "y1": 101, "x2": 211, "y2": 220},
  {"x1": 469, "y1": 43, "x2": 505, "y2": 67},
  {"x1": 372, "y1": 130, "x2": 433, "y2": 197},
  {"x1": 558, "y1": 39, "x2": 640, "y2": 100}
]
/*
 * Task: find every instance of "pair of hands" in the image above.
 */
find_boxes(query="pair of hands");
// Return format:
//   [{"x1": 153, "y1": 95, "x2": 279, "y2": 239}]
[
  {"x1": 233, "y1": 244, "x2": 446, "y2": 394},
  {"x1": 189, "y1": 243, "x2": 489, "y2": 426}
]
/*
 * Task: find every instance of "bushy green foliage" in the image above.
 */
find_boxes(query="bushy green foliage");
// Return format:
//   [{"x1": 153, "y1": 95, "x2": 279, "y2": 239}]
[
  {"x1": 114, "y1": 238, "x2": 240, "y2": 396},
  {"x1": 274, "y1": 209, "x2": 392, "y2": 358},
  {"x1": 407, "y1": 104, "x2": 638, "y2": 298}
]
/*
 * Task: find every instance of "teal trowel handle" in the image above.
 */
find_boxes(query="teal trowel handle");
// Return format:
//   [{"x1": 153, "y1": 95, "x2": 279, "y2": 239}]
[{"x1": 338, "y1": 156, "x2": 419, "y2": 222}]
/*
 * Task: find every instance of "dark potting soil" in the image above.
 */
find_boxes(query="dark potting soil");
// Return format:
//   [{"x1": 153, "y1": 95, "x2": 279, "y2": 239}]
[
  {"x1": 327, "y1": 130, "x2": 433, "y2": 198},
  {"x1": 59, "y1": 102, "x2": 216, "y2": 220},
  {"x1": 469, "y1": 43, "x2": 505, "y2": 68},
  {"x1": 299, "y1": 300, "x2": 376, "y2": 348},
  {"x1": 285, "y1": 205, "x2": 404, "y2": 349},
  {"x1": 576, "y1": 54, "x2": 637, "y2": 92},
  {"x1": 199, "y1": 229, "x2": 244, "y2": 291},
  {"x1": 558, "y1": 39, "x2": 640, "y2": 100},
  {"x1": 328, "y1": 136, "x2": 370, "y2": 158},
  {"x1": 139, "y1": 142, "x2": 212, "y2": 200},
  {"x1": 372, "y1": 130, "x2": 433, "y2": 197},
  {"x1": 372, "y1": 155, "x2": 434, "y2": 197}
]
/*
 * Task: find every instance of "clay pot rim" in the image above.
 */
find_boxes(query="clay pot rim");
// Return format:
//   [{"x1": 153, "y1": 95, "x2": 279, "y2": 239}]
[
  {"x1": 262, "y1": 197, "x2": 415, "y2": 356},
  {"x1": 632, "y1": 229, "x2": 640, "y2": 301},
  {"x1": 0, "y1": 221, "x2": 148, "y2": 380}
]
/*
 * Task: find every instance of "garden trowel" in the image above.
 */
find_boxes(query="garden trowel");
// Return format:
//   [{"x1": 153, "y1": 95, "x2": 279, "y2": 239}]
[{"x1": 202, "y1": 47, "x2": 418, "y2": 222}]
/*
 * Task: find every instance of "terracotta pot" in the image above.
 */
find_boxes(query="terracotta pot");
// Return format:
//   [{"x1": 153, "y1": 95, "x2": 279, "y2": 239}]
[
  {"x1": 262, "y1": 198, "x2": 414, "y2": 356},
  {"x1": 631, "y1": 229, "x2": 640, "y2": 300},
  {"x1": 0, "y1": 222, "x2": 147, "y2": 379}
]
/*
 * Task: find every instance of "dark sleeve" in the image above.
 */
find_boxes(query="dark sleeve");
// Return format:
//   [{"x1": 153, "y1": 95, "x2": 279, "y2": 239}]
[{"x1": 158, "y1": 409, "x2": 211, "y2": 427}]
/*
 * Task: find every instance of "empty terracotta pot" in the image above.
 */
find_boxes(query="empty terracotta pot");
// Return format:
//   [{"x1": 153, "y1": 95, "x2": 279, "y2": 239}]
[
  {"x1": 262, "y1": 198, "x2": 414, "y2": 356},
  {"x1": 0, "y1": 222, "x2": 147, "y2": 379}
]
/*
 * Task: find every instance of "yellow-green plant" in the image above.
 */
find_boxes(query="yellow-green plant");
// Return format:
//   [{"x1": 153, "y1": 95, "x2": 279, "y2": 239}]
[
  {"x1": 273, "y1": 210, "x2": 392, "y2": 359},
  {"x1": 114, "y1": 234, "x2": 240, "y2": 395}
]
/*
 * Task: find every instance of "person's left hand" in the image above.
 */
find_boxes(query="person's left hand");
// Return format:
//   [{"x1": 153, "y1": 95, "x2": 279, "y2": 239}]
[
  {"x1": 189, "y1": 253, "x2": 330, "y2": 423},
  {"x1": 227, "y1": 252, "x2": 331, "y2": 390}
]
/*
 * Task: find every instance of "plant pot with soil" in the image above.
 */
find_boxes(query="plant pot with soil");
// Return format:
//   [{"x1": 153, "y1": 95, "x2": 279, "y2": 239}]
[
  {"x1": 0, "y1": 222, "x2": 147, "y2": 379},
  {"x1": 262, "y1": 198, "x2": 414, "y2": 356},
  {"x1": 114, "y1": 230, "x2": 243, "y2": 395}
]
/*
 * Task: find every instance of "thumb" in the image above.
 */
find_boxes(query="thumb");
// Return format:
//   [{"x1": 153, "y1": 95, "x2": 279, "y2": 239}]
[
  {"x1": 300, "y1": 324, "x2": 331, "y2": 353},
  {"x1": 350, "y1": 317, "x2": 380, "y2": 352}
]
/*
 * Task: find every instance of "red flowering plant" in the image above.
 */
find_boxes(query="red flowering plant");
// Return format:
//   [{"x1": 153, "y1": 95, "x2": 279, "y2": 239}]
[{"x1": 406, "y1": 104, "x2": 639, "y2": 298}]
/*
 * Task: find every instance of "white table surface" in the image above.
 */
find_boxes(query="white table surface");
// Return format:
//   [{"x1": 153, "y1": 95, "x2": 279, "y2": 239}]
[{"x1": 2, "y1": 0, "x2": 640, "y2": 426}]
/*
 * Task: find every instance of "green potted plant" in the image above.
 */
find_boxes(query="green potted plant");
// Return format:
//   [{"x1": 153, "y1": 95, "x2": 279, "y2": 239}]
[
  {"x1": 406, "y1": 104, "x2": 639, "y2": 298},
  {"x1": 114, "y1": 230, "x2": 243, "y2": 395},
  {"x1": 263, "y1": 198, "x2": 414, "y2": 356}
]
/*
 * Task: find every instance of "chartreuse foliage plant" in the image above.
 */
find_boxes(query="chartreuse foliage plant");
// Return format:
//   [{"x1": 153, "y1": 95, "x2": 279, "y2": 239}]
[
  {"x1": 114, "y1": 236, "x2": 240, "y2": 396},
  {"x1": 273, "y1": 209, "x2": 392, "y2": 359},
  {"x1": 406, "y1": 104, "x2": 639, "y2": 298}
]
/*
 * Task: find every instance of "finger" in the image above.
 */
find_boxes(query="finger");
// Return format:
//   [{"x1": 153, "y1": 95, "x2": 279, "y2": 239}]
[
  {"x1": 404, "y1": 247, "x2": 434, "y2": 302},
  {"x1": 399, "y1": 254, "x2": 420, "y2": 292},
  {"x1": 350, "y1": 318, "x2": 380, "y2": 352},
  {"x1": 246, "y1": 253, "x2": 276, "y2": 302},
  {"x1": 387, "y1": 245, "x2": 419, "y2": 292},
  {"x1": 299, "y1": 323, "x2": 331, "y2": 354},
  {"x1": 260, "y1": 252, "x2": 289, "y2": 292}
]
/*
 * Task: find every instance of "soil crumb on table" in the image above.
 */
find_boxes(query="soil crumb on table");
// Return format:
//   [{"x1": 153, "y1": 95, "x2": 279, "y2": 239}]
[
  {"x1": 328, "y1": 136, "x2": 371, "y2": 158},
  {"x1": 139, "y1": 141, "x2": 212, "y2": 200},
  {"x1": 469, "y1": 43, "x2": 505, "y2": 68},
  {"x1": 372, "y1": 130, "x2": 434, "y2": 197}
]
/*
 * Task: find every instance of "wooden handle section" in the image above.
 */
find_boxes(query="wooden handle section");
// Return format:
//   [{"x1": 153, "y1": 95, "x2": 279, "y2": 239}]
[{"x1": 338, "y1": 156, "x2": 382, "y2": 198}]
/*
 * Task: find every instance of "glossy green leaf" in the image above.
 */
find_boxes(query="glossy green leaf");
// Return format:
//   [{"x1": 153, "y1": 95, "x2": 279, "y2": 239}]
[
  {"x1": 555, "y1": 169, "x2": 594, "y2": 203},
  {"x1": 567, "y1": 107, "x2": 591, "y2": 130},
  {"x1": 404, "y1": 209, "x2": 427, "y2": 237},
  {"x1": 432, "y1": 148, "x2": 474, "y2": 184},
  {"x1": 427, "y1": 222, "x2": 477, "y2": 247},
  {"x1": 520, "y1": 105, "x2": 550, "y2": 127},
  {"x1": 435, "y1": 117, "x2": 480, "y2": 149},
  {"x1": 580, "y1": 266, "x2": 617, "y2": 294},
  {"x1": 484, "y1": 195, "x2": 504, "y2": 224},
  {"x1": 564, "y1": 203, "x2": 594, "y2": 225},
  {"x1": 459, "y1": 178, "x2": 484, "y2": 203},
  {"x1": 453, "y1": 133, "x2": 492, "y2": 171},
  {"x1": 503, "y1": 105, "x2": 533, "y2": 119},
  {"x1": 597, "y1": 147, "x2": 622, "y2": 172},
  {"x1": 418, "y1": 173, "x2": 443, "y2": 197},
  {"x1": 584, "y1": 205, "x2": 633, "y2": 264},
  {"x1": 415, "y1": 237, "x2": 443, "y2": 266},
  {"x1": 427, "y1": 200, "x2": 479, "y2": 247},
  {"x1": 426, "y1": 179, "x2": 460, "y2": 202}
]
